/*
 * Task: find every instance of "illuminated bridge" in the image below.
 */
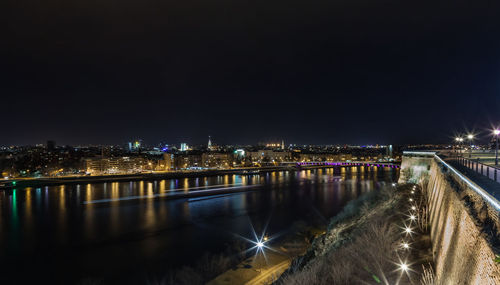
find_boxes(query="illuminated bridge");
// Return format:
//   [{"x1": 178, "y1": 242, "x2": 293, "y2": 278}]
[{"x1": 294, "y1": 161, "x2": 400, "y2": 168}]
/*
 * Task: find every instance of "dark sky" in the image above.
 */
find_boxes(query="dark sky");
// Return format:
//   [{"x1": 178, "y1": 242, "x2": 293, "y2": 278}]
[{"x1": 2, "y1": 0, "x2": 500, "y2": 146}]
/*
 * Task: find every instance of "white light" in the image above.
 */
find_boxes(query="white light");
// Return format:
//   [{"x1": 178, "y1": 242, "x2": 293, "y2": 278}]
[
  {"x1": 495, "y1": 130, "x2": 500, "y2": 136},
  {"x1": 411, "y1": 206, "x2": 416, "y2": 210},
  {"x1": 400, "y1": 263, "x2": 409, "y2": 272},
  {"x1": 410, "y1": 215, "x2": 416, "y2": 221},
  {"x1": 411, "y1": 191, "x2": 414, "y2": 194},
  {"x1": 404, "y1": 227, "x2": 413, "y2": 235},
  {"x1": 409, "y1": 198, "x2": 413, "y2": 202},
  {"x1": 468, "y1": 134, "x2": 474, "y2": 140},
  {"x1": 256, "y1": 242, "x2": 264, "y2": 248},
  {"x1": 402, "y1": 242, "x2": 409, "y2": 249}
]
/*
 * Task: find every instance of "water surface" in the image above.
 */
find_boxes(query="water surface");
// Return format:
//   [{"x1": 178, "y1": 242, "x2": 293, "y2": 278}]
[{"x1": 0, "y1": 167, "x2": 398, "y2": 284}]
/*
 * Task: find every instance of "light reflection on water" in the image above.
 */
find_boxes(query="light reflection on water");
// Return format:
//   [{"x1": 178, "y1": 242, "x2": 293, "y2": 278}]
[{"x1": 0, "y1": 166, "x2": 398, "y2": 284}]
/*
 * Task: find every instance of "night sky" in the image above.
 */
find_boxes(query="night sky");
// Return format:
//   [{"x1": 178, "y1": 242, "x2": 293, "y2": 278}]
[{"x1": 2, "y1": 0, "x2": 500, "y2": 146}]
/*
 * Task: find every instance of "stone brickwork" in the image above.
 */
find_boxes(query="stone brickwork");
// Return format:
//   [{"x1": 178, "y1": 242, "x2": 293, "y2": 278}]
[{"x1": 400, "y1": 154, "x2": 500, "y2": 284}]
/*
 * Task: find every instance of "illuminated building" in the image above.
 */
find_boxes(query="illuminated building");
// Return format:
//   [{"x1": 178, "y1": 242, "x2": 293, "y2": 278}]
[
  {"x1": 128, "y1": 139, "x2": 142, "y2": 151},
  {"x1": 208, "y1": 136, "x2": 213, "y2": 150},
  {"x1": 202, "y1": 153, "x2": 233, "y2": 168},
  {"x1": 157, "y1": 153, "x2": 174, "y2": 171},
  {"x1": 85, "y1": 157, "x2": 148, "y2": 174},
  {"x1": 174, "y1": 153, "x2": 202, "y2": 169},
  {"x1": 180, "y1": 143, "x2": 188, "y2": 151},
  {"x1": 247, "y1": 150, "x2": 291, "y2": 164}
]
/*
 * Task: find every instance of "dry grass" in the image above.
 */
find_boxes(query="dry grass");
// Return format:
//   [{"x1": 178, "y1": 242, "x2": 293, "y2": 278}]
[
  {"x1": 277, "y1": 184, "x2": 435, "y2": 285},
  {"x1": 279, "y1": 220, "x2": 404, "y2": 285},
  {"x1": 420, "y1": 263, "x2": 435, "y2": 285},
  {"x1": 148, "y1": 240, "x2": 247, "y2": 285}
]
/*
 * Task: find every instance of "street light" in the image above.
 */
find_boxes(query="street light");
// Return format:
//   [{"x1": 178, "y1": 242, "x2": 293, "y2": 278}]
[
  {"x1": 456, "y1": 137, "x2": 464, "y2": 157},
  {"x1": 494, "y1": 130, "x2": 500, "y2": 165},
  {"x1": 467, "y1": 134, "x2": 474, "y2": 158}
]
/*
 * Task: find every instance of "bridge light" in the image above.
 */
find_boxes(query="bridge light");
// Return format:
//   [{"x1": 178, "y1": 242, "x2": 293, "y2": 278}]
[
  {"x1": 494, "y1": 130, "x2": 500, "y2": 136},
  {"x1": 467, "y1": 134, "x2": 474, "y2": 140}
]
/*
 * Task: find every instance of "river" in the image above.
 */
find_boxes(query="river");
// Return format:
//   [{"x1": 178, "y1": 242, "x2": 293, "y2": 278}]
[{"x1": 0, "y1": 167, "x2": 398, "y2": 284}]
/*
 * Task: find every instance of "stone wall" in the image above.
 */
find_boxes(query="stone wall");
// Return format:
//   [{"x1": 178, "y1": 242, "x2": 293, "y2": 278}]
[{"x1": 400, "y1": 154, "x2": 500, "y2": 284}]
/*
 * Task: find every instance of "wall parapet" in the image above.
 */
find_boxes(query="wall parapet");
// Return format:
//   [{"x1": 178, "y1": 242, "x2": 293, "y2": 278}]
[{"x1": 400, "y1": 152, "x2": 500, "y2": 284}]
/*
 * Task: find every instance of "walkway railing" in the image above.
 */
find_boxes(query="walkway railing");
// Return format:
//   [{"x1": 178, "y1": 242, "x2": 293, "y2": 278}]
[
  {"x1": 453, "y1": 156, "x2": 500, "y2": 183},
  {"x1": 402, "y1": 151, "x2": 500, "y2": 211}
]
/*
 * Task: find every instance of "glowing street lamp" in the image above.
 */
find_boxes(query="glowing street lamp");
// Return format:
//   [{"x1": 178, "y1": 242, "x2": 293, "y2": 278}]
[
  {"x1": 494, "y1": 129, "x2": 500, "y2": 166},
  {"x1": 467, "y1": 134, "x2": 474, "y2": 158},
  {"x1": 456, "y1": 137, "x2": 464, "y2": 156},
  {"x1": 256, "y1": 241, "x2": 264, "y2": 248}
]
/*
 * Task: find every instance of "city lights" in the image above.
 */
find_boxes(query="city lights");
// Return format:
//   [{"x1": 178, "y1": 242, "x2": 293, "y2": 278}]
[{"x1": 399, "y1": 263, "x2": 409, "y2": 272}]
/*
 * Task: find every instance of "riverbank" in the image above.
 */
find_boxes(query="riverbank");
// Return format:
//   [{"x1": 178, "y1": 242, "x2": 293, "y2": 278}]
[
  {"x1": 272, "y1": 183, "x2": 433, "y2": 284},
  {"x1": 207, "y1": 227, "x2": 323, "y2": 285},
  {"x1": 0, "y1": 162, "x2": 399, "y2": 189},
  {"x1": 0, "y1": 166, "x2": 294, "y2": 189}
]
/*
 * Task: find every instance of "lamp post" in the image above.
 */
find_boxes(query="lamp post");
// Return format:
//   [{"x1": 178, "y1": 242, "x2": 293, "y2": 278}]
[
  {"x1": 467, "y1": 134, "x2": 474, "y2": 158},
  {"x1": 494, "y1": 130, "x2": 500, "y2": 166},
  {"x1": 456, "y1": 137, "x2": 463, "y2": 157}
]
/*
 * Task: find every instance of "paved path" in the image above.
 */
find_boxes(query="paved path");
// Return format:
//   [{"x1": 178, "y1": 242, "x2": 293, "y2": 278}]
[{"x1": 446, "y1": 159, "x2": 500, "y2": 202}]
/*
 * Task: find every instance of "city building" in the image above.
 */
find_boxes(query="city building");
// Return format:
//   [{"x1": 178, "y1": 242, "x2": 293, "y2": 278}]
[
  {"x1": 174, "y1": 153, "x2": 202, "y2": 169},
  {"x1": 85, "y1": 157, "x2": 148, "y2": 175},
  {"x1": 201, "y1": 152, "x2": 232, "y2": 168}
]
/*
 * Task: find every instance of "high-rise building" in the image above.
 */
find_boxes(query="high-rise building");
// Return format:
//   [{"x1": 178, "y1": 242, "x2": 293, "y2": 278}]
[
  {"x1": 180, "y1": 143, "x2": 188, "y2": 151},
  {"x1": 208, "y1": 136, "x2": 213, "y2": 150},
  {"x1": 47, "y1": 140, "x2": 56, "y2": 151},
  {"x1": 128, "y1": 139, "x2": 142, "y2": 151}
]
